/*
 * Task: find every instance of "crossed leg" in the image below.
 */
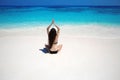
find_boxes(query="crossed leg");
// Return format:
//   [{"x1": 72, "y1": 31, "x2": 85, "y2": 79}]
[
  {"x1": 45, "y1": 44, "x2": 63, "y2": 53},
  {"x1": 57, "y1": 44, "x2": 63, "y2": 52}
]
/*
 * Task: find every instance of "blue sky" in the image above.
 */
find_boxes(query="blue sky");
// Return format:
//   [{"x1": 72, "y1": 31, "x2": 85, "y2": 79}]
[{"x1": 0, "y1": 0, "x2": 120, "y2": 6}]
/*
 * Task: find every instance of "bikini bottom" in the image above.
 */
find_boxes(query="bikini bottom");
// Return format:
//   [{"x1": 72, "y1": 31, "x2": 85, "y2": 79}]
[{"x1": 49, "y1": 50, "x2": 58, "y2": 54}]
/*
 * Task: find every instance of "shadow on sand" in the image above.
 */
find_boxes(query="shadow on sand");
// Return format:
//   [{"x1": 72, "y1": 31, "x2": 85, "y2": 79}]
[{"x1": 39, "y1": 48, "x2": 49, "y2": 54}]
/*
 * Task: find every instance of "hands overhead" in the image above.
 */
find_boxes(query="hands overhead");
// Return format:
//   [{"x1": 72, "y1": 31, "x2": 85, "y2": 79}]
[{"x1": 52, "y1": 19, "x2": 54, "y2": 24}]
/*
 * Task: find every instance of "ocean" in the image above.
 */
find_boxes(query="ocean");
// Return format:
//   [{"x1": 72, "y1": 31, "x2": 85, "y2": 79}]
[{"x1": 0, "y1": 6, "x2": 120, "y2": 29}]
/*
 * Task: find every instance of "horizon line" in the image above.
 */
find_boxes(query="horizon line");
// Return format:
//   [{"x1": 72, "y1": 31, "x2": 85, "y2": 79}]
[{"x1": 0, "y1": 5, "x2": 120, "y2": 7}]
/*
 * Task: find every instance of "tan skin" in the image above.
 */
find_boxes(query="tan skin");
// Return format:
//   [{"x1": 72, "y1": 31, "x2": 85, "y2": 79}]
[{"x1": 45, "y1": 20, "x2": 62, "y2": 52}]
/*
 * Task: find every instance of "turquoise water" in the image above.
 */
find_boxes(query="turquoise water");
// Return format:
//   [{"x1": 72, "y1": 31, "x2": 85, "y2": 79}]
[{"x1": 0, "y1": 6, "x2": 120, "y2": 29}]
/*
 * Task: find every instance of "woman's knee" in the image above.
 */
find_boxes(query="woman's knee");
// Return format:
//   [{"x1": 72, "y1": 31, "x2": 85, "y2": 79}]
[{"x1": 58, "y1": 44, "x2": 63, "y2": 51}]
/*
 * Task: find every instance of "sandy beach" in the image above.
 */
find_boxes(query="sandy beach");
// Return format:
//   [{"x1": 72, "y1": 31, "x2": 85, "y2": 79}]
[{"x1": 0, "y1": 25, "x2": 120, "y2": 80}]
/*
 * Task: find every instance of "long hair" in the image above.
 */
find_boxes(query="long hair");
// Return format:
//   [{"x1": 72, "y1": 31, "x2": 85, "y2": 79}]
[{"x1": 48, "y1": 28, "x2": 57, "y2": 49}]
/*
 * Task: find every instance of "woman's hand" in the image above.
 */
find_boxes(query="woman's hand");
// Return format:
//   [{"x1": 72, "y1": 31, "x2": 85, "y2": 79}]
[{"x1": 52, "y1": 19, "x2": 54, "y2": 24}]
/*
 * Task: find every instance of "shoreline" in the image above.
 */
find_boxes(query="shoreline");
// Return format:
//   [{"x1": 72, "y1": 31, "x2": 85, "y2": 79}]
[{"x1": 0, "y1": 24, "x2": 120, "y2": 39}]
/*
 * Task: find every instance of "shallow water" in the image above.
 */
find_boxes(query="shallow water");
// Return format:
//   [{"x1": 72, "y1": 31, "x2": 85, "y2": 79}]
[{"x1": 0, "y1": 6, "x2": 120, "y2": 29}]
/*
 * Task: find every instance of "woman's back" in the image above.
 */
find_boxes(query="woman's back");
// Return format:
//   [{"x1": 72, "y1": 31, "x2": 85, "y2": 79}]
[{"x1": 46, "y1": 20, "x2": 62, "y2": 54}]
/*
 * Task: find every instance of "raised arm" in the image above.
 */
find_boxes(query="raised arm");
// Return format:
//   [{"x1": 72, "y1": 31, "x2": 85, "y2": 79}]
[
  {"x1": 47, "y1": 20, "x2": 54, "y2": 34},
  {"x1": 54, "y1": 23, "x2": 60, "y2": 33}
]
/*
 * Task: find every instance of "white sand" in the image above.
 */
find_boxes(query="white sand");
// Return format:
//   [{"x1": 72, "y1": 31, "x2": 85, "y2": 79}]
[{"x1": 0, "y1": 25, "x2": 120, "y2": 80}]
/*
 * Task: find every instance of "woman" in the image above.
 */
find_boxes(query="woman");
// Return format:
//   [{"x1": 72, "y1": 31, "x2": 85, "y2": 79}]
[{"x1": 45, "y1": 20, "x2": 62, "y2": 54}]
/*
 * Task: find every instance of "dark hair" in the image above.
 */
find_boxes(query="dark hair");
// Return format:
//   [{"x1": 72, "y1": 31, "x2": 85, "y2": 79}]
[{"x1": 49, "y1": 28, "x2": 57, "y2": 49}]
